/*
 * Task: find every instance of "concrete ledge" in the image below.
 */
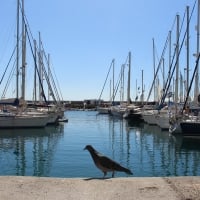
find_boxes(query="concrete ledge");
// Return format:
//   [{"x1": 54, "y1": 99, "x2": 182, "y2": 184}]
[{"x1": 0, "y1": 176, "x2": 200, "y2": 200}]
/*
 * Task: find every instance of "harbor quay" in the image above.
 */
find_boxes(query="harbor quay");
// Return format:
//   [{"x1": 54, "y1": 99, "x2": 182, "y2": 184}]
[
  {"x1": 61, "y1": 100, "x2": 156, "y2": 110},
  {"x1": 0, "y1": 176, "x2": 199, "y2": 200}
]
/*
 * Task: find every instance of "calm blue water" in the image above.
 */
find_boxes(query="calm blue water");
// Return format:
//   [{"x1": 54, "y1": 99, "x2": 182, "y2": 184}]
[{"x1": 0, "y1": 110, "x2": 200, "y2": 178}]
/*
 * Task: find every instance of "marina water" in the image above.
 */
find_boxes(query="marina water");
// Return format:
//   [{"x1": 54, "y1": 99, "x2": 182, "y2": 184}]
[{"x1": 0, "y1": 110, "x2": 200, "y2": 178}]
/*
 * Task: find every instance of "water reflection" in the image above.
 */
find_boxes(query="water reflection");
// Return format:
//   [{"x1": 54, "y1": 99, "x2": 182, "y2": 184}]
[
  {"x1": 106, "y1": 115, "x2": 200, "y2": 177},
  {"x1": 0, "y1": 124, "x2": 64, "y2": 176},
  {"x1": 108, "y1": 116, "x2": 131, "y2": 169},
  {"x1": 172, "y1": 134, "x2": 200, "y2": 151},
  {"x1": 1, "y1": 111, "x2": 200, "y2": 177},
  {"x1": 181, "y1": 137, "x2": 200, "y2": 150},
  {"x1": 126, "y1": 119, "x2": 144, "y2": 129}
]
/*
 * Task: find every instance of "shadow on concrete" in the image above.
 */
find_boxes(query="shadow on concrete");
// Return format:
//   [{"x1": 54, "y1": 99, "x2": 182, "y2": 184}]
[{"x1": 83, "y1": 177, "x2": 111, "y2": 181}]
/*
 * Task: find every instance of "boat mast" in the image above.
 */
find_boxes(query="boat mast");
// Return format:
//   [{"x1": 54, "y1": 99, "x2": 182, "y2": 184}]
[
  {"x1": 109, "y1": 79, "x2": 111, "y2": 103},
  {"x1": 153, "y1": 38, "x2": 156, "y2": 102},
  {"x1": 168, "y1": 30, "x2": 173, "y2": 102},
  {"x1": 135, "y1": 79, "x2": 138, "y2": 101},
  {"x1": 21, "y1": 0, "x2": 26, "y2": 100},
  {"x1": 98, "y1": 59, "x2": 114, "y2": 104},
  {"x1": 38, "y1": 32, "x2": 43, "y2": 103},
  {"x1": 168, "y1": 31, "x2": 172, "y2": 85},
  {"x1": 175, "y1": 14, "x2": 180, "y2": 105},
  {"x1": 48, "y1": 53, "x2": 50, "y2": 102},
  {"x1": 127, "y1": 51, "x2": 131, "y2": 105},
  {"x1": 34, "y1": 39, "x2": 37, "y2": 102},
  {"x1": 112, "y1": 59, "x2": 115, "y2": 103},
  {"x1": 146, "y1": 33, "x2": 169, "y2": 104},
  {"x1": 186, "y1": 6, "x2": 190, "y2": 96},
  {"x1": 16, "y1": 0, "x2": 20, "y2": 99},
  {"x1": 162, "y1": 58, "x2": 165, "y2": 93},
  {"x1": 141, "y1": 69, "x2": 144, "y2": 103},
  {"x1": 120, "y1": 64, "x2": 125, "y2": 102},
  {"x1": 194, "y1": 0, "x2": 200, "y2": 102}
]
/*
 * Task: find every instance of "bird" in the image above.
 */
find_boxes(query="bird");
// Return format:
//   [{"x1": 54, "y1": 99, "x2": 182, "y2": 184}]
[{"x1": 84, "y1": 145, "x2": 133, "y2": 178}]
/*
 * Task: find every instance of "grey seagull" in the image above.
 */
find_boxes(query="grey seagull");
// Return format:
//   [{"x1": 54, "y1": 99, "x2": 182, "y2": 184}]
[{"x1": 84, "y1": 145, "x2": 133, "y2": 178}]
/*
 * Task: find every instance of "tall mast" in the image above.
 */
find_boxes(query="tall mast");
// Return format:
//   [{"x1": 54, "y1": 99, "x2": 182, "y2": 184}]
[
  {"x1": 141, "y1": 69, "x2": 144, "y2": 103},
  {"x1": 16, "y1": 0, "x2": 20, "y2": 99},
  {"x1": 186, "y1": 6, "x2": 190, "y2": 96},
  {"x1": 120, "y1": 64, "x2": 125, "y2": 102},
  {"x1": 175, "y1": 14, "x2": 180, "y2": 104},
  {"x1": 153, "y1": 38, "x2": 156, "y2": 101},
  {"x1": 21, "y1": 0, "x2": 26, "y2": 100},
  {"x1": 162, "y1": 58, "x2": 165, "y2": 90},
  {"x1": 136, "y1": 79, "x2": 138, "y2": 101},
  {"x1": 48, "y1": 53, "x2": 50, "y2": 101},
  {"x1": 34, "y1": 39, "x2": 37, "y2": 102},
  {"x1": 38, "y1": 32, "x2": 43, "y2": 103},
  {"x1": 112, "y1": 59, "x2": 115, "y2": 103},
  {"x1": 194, "y1": 0, "x2": 200, "y2": 102},
  {"x1": 168, "y1": 31, "x2": 172, "y2": 97},
  {"x1": 127, "y1": 51, "x2": 131, "y2": 105},
  {"x1": 109, "y1": 79, "x2": 111, "y2": 103}
]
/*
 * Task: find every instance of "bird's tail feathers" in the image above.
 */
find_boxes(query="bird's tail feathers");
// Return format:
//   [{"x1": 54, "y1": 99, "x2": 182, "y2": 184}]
[
  {"x1": 124, "y1": 168, "x2": 133, "y2": 175},
  {"x1": 120, "y1": 166, "x2": 133, "y2": 175}
]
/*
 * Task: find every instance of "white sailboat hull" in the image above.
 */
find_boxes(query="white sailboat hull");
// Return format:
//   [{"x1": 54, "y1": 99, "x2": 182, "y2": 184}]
[
  {"x1": 110, "y1": 105, "x2": 126, "y2": 118},
  {"x1": 0, "y1": 114, "x2": 49, "y2": 128},
  {"x1": 142, "y1": 110, "x2": 158, "y2": 125},
  {"x1": 97, "y1": 107, "x2": 110, "y2": 114},
  {"x1": 156, "y1": 114, "x2": 169, "y2": 130}
]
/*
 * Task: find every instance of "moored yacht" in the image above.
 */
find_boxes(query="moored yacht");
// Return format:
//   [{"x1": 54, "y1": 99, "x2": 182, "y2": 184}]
[
  {"x1": 0, "y1": 111, "x2": 49, "y2": 128},
  {"x1": 142, "y1": 109, "x2": 158, "y2": 125}
]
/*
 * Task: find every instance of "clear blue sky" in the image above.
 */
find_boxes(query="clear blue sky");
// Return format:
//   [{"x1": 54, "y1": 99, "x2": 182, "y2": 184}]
[{"x1": 0, "y1": 0, "x2": 198, "y2": 101}]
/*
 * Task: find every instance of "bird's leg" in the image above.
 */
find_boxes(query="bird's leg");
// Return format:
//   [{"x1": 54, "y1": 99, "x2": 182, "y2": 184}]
[
  {"x1": 103, "y1": 171, "x2": 107, "y2": 179},
  {"x1": 112, "y1": 171, "x2": 115, "y2": 178}
]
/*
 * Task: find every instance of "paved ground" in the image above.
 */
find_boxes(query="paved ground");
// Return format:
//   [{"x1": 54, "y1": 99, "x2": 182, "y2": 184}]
[{"x1": 0, "y1": 176, "x2": 200, "y2": 200}]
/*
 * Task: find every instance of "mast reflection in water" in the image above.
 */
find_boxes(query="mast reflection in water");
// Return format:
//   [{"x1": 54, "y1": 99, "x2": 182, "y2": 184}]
[
  {"x1": 0, "y1": 110, "x2": 200, "y2": 177},
  {"x1": 0, "y1": 125, "x2": 64, "y2": 176}
]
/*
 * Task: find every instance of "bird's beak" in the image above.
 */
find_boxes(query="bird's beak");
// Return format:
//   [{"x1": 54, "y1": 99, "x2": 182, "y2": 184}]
[{"x1": 83, "y1": 147, "x2": 86, "y2": 150}]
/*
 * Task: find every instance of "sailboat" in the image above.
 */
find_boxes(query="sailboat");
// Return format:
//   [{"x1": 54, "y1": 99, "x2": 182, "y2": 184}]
[
  {"x1": 110, "y1": 51, "x2": 132, "y2": 118},
  {"x1": 179, "y1": 52, "x2": 200, "y2": 136},
  {"x1": 0, "y1": 0, "x2": 61, "y2": 128},
  {"x1": 123, "y1": 69, "x2": 144, "y2": 121},
  {"x1": 141, "y1": 34, "x2": 170, "y2": 126},
  {"x1": 97, "y1": 59, "x2": 115, "y2": 114},
  {"x1": 156, "y1": 14, "x2": 181, "y2": 131},
  {"x1": 170, "y1": 0, "x2": 200, "y2": 136},
  {"x1": 0, "y1": 112, "x2": 49, "y2": 128},
  {"x1": 30, "y1": 33, "x2": 65, "y2": 124}
]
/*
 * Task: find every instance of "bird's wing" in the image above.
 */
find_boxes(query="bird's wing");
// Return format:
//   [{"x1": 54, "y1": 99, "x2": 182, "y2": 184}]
[
  {"x1": 98, "y1": 155, "x2": 122, "y2": 170},
  {"x1": 89, "y1": 149, "x2": 133, "y2": 175},
  {"x1": 98, "y1": 155, "x2": 133, "y2": 174}
]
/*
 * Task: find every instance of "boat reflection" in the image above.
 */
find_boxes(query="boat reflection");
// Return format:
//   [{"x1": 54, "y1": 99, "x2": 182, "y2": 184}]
[
  {"x1": 108, "y1": 116, "x2": 132, "y2": 170},
  {"x1": 181, "y1": 137, "x2": 200, "y2": 150},
  {"x1": 172, "y1": 134, "x2": 200, "y2": 151},
  {"x1": 107, "y1": 115, "x2": 200, "y2": 176},
  {"x1": 126, "y1": 119, "x2": 144, "y2": 129},
  {"x1": 0, "y1": 124, "x2": 64, "y2": 176},
  {"x1": 0, "y1": 125, "x2": 64, "y2": 138}
]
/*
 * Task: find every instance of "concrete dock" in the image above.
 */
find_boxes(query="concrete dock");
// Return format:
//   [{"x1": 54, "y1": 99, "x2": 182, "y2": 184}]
[{"x1": 0, "y1": 176, "x2": 200, "y2": 200}]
